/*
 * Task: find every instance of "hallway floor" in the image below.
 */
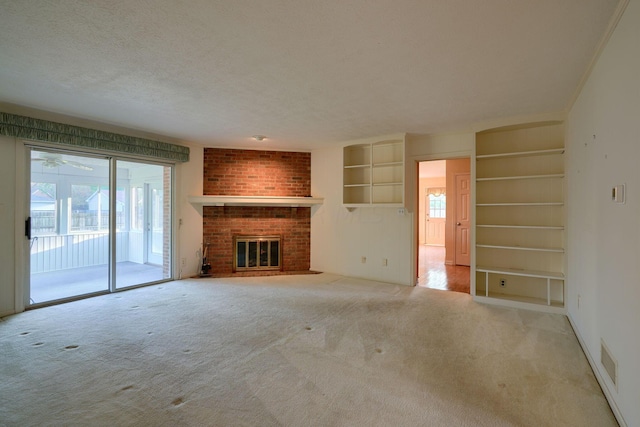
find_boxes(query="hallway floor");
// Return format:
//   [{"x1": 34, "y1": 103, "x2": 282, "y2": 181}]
[{"x1": 417, "y1": 245, "x2": 470, "y2": 293}]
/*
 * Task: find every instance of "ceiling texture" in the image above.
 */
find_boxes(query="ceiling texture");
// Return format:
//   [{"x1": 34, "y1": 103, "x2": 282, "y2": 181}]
[{"x1": 0, "y1": 0, "x2": 622, "y2": 150}]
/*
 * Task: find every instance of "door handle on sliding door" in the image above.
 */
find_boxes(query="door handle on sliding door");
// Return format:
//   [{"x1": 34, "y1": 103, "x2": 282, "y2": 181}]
[{"x1": 25, "y1": 217, "x2": 31, "y2": 240}]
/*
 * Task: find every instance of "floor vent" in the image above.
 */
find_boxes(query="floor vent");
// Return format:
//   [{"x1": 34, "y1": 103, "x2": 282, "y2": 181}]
[{"x1": 600, "y1": 339, "x2": 618, "y2": 390}]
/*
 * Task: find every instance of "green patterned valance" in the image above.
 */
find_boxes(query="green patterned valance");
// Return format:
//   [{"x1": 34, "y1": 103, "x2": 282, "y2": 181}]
[{"x1": 0, "y1": 112, "x2": 189, "y2": 162}]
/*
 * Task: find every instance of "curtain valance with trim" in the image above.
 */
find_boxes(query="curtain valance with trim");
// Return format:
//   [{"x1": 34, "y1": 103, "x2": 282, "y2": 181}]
[
  {"x1": 426, "y1": 187, "x2": 446, "y2": 196},
  {"x1": 0, "y1": 112, "x2": 189, "y2": 162}
]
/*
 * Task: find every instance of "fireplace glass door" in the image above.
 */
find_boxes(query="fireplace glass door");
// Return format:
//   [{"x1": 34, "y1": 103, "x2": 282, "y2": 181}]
[{"x1": 234, "y1": 236, "x2": 280, "y2": 271}]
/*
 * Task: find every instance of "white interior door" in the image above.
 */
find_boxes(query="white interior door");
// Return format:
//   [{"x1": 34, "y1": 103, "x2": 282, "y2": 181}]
[
  {"x1": 455, "y1": 173, "x2": 470, "y2": 266},
  {"x1": 425, "y1": 193, "x2": 446, "y2": 246}
]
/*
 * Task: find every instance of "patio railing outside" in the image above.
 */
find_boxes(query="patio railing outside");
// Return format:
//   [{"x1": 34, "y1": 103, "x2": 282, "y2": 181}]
[{"x1": 30, "y1": 231, "x2": 139, "y2": 273}]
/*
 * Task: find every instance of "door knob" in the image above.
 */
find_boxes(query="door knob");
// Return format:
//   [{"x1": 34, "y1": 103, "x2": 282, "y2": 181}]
[{"x1": 456, "y1": 222, "x2": 461, "y2": 226}]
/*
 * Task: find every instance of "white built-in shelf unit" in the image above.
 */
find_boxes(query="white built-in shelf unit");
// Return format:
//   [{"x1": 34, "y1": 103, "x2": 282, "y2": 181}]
[
  {"x1": 343, "y1": 138, "x2": 405, "y2": 208},
  {"x1": 474, "y1": 121, "x2": 565, "y2": 313}
]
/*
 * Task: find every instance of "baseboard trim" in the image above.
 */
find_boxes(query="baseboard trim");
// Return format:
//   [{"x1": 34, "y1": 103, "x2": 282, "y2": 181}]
[{"x1": 567, "y1": 313, "x2": 627, "y2": 427}]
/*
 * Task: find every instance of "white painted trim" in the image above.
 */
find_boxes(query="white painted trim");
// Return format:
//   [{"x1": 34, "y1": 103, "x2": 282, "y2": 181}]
[
  {"x1": 472, "y1": 295, "x2": 565, "y2": 315},
  {"x1": 188, "y1": 195, "x2": 324, "y2": 207},
  {"x1": 14, "y1": 139, "x2": 27, "y2": 313}
]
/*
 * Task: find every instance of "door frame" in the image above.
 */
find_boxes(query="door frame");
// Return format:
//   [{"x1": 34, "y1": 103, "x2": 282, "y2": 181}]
[
  {"x1": 19, "y1": 141, "x2": 175, "y2": 309},
  {"x1": 410, "y1": 152, "x2": 474, "y2": 292}
]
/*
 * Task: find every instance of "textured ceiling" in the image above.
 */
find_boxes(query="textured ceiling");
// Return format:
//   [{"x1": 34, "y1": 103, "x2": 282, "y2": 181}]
[{"x1": 0, "y1": 0, "x2": 621, "y2": 150}]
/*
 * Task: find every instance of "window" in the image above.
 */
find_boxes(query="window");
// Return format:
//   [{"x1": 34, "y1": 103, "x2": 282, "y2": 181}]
[
  {"x1": 30, "y1": 182, "x2": 57, "y2": 235},
  {"x1": 429, "y1": 194, "x2": 446, "y2": 218}
]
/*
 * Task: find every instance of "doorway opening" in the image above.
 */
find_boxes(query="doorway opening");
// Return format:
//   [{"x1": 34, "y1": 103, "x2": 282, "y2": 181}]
[{"x1": 417, "y1": 159, "x2": 470, "y2": 293}]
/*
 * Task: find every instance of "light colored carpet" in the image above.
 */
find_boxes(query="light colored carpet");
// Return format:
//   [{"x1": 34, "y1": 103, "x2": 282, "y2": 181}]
[{"x1": 0, "y1": 273, "x2": 616, "y2": 426}]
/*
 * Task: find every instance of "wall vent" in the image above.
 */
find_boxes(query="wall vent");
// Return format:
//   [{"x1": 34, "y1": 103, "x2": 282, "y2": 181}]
[{"x1": 600, "y1": 339, "x2": 618, "y2": 390}]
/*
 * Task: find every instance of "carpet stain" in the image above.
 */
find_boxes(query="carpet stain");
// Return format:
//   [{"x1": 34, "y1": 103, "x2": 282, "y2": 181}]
[
  {"x1": 305, "y1": 326, "x2": 312, "y2": 331},
  {"x1": 131, "y1": 306, "x2": 140, "y2": 309},
  {"x1": 64, "y1": 345, "x2": 79, "y2": 350},
  {"x1": 19, "y1": 332, "x2": 30, "y2": 336},
  {"x1": 375, "y1": 348, "x2": 383, "y2": 353},
  {"x1": 32, "y1": 342, "x2": 44, "y2": 347},
  {"x1": 171, "y1": 397, "x2": 185, "y2": 407},
  {"x1": 183, "y1": 349, "x2": 191, "y2": 353},
  {"x1": 120, "y1": 385, "x2": 134, "y2": 391}
]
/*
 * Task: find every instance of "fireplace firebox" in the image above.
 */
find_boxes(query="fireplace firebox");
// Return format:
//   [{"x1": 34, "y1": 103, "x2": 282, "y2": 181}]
[{"x1": 234, "y1": 235, "x2": 281, "y2": 272}]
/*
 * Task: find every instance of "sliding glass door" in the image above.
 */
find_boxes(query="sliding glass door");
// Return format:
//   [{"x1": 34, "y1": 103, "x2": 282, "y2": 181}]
[
  {"x1": 114, "y1": 160, "x2": 171, "y2": 289},
  {"x1": 28, "y1": 148, "x2": 172, "y2": 305}
]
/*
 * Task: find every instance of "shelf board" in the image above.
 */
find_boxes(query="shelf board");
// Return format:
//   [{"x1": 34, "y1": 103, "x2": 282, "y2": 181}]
[
  {"x1": 372, "y1": 141, "x2": 402, "y2": 148},
  {"x1": 343, "y1": 203, "x2": 404, "y2": 209},
  {"x1": 476, "y1": 202, "x2": 563, "y2": 207},
  {"x1": 373, "y1": 161, "x2": 403, "y2": 167},
  {"x1": 372, "y1": 182, "x2": 403, "y2": 186},
  {"x1": 188, "y1": 195, "x2": 324, "y2": 207},
  {"x1": 344, "y1": 183, "x2": 370, "y2": 187},
  {"x1": 473, "y1": 294, "x2": 564, "y2": 311},
  {"x1": 476, "y1": 244, "x2": 564, "y2": 253},
  {"x1": 476, "y1": 224, "x2": 564, "y2": 230},
  {"x1": 476, "y1": 148, "x2": 565, "y2": 159},
  {"x1": 476, "y1": 265, "x2": 564, "y2": 279},
  {"x1": 344, "y1": 164, "x2": 370, "y2": 169},
  {"x1": 477, "y1": 174, "x2": 564, "y2": 182}
]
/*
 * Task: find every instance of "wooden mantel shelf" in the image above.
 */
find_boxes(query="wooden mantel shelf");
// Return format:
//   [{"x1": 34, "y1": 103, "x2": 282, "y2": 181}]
[{"x1": 188, "y1": 195, "x2": 324, "y2": 207}]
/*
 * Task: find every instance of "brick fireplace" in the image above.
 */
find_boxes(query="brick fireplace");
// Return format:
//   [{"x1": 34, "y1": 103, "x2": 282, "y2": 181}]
[{"x1": 201, "y1": 148, "x2": 312, "y2": 276}]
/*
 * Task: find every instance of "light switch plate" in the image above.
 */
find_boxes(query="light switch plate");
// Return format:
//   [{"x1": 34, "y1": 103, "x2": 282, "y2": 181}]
[{"x1": 612, "y1": 184, "x2": 626, "y2": 204}]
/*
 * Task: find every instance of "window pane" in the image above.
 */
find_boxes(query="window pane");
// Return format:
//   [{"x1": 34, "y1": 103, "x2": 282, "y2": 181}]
[
  {"x1": 260, "y1": 241, "x2": 269, "y2": 266},
  {"x1": 30, "y1": 150, "x2": 110, "y2": 304},
  {"x1": 30, "y1": 182, "x2": 57, "y2": 235},
  {"x1": 248, "y1": 242, "x2": 257, "y2": 267},
  {"x1": 115, "y1": 161, "x2": 172, "y2": 289},
  {"x1": 429, "y1": 194, "x2": 446, "y2": 218},
  {"x1": 237, "y1": 241, "x2": 246, "y2": 267},
  {"x1": 270, "y1": 241, "x2": 279, "y2": 267}
]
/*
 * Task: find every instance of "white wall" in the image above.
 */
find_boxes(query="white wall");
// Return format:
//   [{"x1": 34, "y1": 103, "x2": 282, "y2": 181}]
[
  {"x1": 0, "y1": 135, "x2": 16, "y2": 316},
  {"x1": 566, "y1": 1, "x2": 640, "y2": 425},
  {"x1": 311, "y1": 137, "x2": 413, "y2": 285},
  {"x1": 311, "y1": 133, "x2": 474, "y2": 286},
  {"x1": 175, "y1": 143, "x2": 204, "y2": 279}
]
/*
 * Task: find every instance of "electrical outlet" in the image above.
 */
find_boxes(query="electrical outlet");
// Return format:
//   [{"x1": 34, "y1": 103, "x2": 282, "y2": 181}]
[
  {"x1": 577, "y1": 294, "x2": 581, "y2": 309},
  {"x1": 397, "y1": 208, "x2": 405, "y2": 215},
  {"x1": 382, "y1": 258, "x2": 388, "y2": 266},
  {"x1": 361, "y1": 256, "x2": 367, "y2": 264},
  {"x1": 181, "y1": 258, "x2": 186, "y2": 268},
  {"x1": 500, "y1": 278, "x2": 506, "y2": 287}
]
